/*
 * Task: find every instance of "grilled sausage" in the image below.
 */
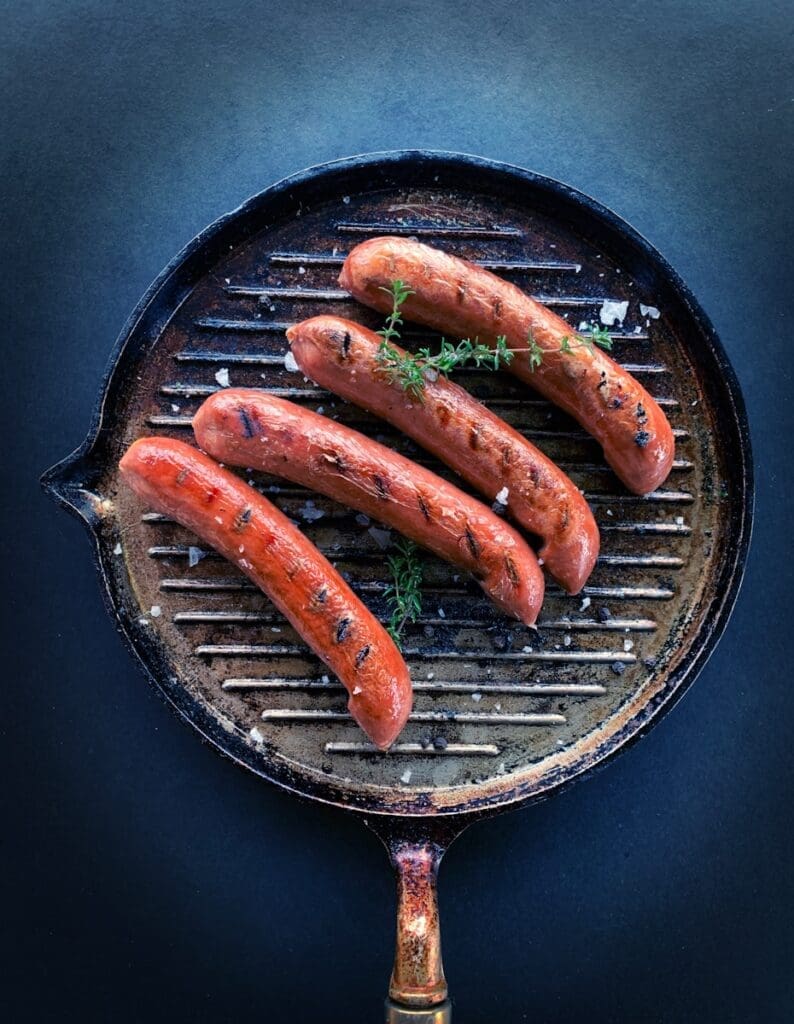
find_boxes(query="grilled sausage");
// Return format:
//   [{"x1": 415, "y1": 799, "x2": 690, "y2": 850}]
[
  {"x1": 194, "y1": 390, "x2": 544, "y2": 625},
  {"x1": 119, "y1": 437, "x2": 411, "y2": 749},
  {"x1": 338, "y1": 236, "x2": 674, "y2": 495},
  {"x1": 286, "y1": 317, "x2": 599, "y2": 594}
]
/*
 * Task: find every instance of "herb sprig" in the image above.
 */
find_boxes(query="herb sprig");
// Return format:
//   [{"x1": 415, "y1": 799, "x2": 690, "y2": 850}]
[
  {"x1": 384, "y1": 538, "x2": 423, "y2": 647},
  {"x1": 374, "y1": 279, "x2": 614, "y2": 397}
]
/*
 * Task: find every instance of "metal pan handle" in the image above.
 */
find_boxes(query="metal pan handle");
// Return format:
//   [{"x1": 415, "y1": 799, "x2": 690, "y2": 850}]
[{"x1": 368, "y1": 819, "x2": 466, "y2": 1024}]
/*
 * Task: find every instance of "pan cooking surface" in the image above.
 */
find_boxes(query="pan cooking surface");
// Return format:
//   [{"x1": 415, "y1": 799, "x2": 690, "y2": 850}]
[{"x1": 64, "y1": 155, "x2": 748, "y2": 815}]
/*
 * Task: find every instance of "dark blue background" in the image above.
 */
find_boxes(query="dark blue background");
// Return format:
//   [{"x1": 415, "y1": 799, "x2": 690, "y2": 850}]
[{"x1": 3, "y1": 2, "x2": 792, "y2": 1021}]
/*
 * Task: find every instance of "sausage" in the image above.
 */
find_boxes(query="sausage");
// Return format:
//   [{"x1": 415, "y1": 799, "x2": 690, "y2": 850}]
[
  {"x1": 286, "y1": 317, "x2": 599, "y2": 594},
  {"x1": 118, "y1": 437, "x2": 412, "y2": 749},
  {"x1": 338, "y1": 236, "x2": 675, "y2": 496},
  {"x1": 194, "y1": 389, "x2": 544, "y2": 625}
]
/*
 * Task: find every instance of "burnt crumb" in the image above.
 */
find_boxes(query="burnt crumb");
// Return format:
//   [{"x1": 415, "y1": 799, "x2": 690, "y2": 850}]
[
  {"x1": 423, "y1": 624, "x2": 435, "y2": 638},
  {"x1": 643, "y1": 657, "x2": 658, "y2": 669},
  {"x1": 373, "y1": 474, "x2": 390, "y2": 498},
  {"x1": 504, "y1": 555, "x2": 520, "y2": 587},
  {"x1": 238, "y1": 406, "x2": 257, "y2": 438},
  {"x1": 634, "y1": 430, "x2": 651, "y2": 448},
  {"x1": 597, "y1": 605, "x2": 612, "y2": 622},
  {"x1": 529, "y1": 464, "x2": 540, "y2": 487},
  {"x1": 336, "y1": 617, "x2": 352, "y2": 643},
  {"x1": 609, "y1": 396, "x2": 624, "y2": 410},
  {"x1": 492, "y1": 632, "x2": 513, "y2": 652},
  {"x1": 355, "y1": 644, "x2": 371, "y2": 667},
  {"x1": 433, "y1": 736, "x2": 448, "y2": 750},
  {"x1": 611, "y1": 661, "x2": 626, "y2": 676},
  {"x1": 313, "y1": 587, "x2": 328, "y2": 605},
  {"x1": 420, "y1": 732, "x2": 433, "y2": 749},
  {"x1": 417, "y1": 492, "x2": 431, "y2": 521},
  {"x1": 636, "y1": 402, "x2": 647, "y2": 423},
  {"x1": 597, "y1": 371, "x2": 607, "y2": 390},
  {"x1": 321, "y1": 763, "x2": 334, "y2": 775},
  {"x1": 464, "y1": 526, "x2": 481, "y2": 560},
  {"x1": 175, "y1": 468, "x2": 189, "y2": 486},
  {"x1": 342, "y1": 331, "x2": 351, "y2": 356}
]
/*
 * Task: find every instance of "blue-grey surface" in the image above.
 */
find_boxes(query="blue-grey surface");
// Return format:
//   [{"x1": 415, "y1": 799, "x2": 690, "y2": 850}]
[{"x1": 2, "y1": 1, "x2": 792, "y2": 1021}]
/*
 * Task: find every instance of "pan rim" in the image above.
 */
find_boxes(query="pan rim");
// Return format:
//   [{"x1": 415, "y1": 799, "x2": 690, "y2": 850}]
[{"x1": 41, "y1": 150, "x2": 754, "y2": 819}]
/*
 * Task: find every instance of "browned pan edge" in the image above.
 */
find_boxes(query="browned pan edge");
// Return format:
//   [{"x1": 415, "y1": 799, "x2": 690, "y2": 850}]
[{"x1": 41, "y1": 151, "x2": 753, "y2": 820}]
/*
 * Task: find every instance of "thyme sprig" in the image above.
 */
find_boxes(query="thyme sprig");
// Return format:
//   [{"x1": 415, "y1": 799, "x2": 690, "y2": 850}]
[
  {"x1": 384, "y1": 538, "x2": 423, "y2": 647},
  {"x1": 374, "y1": 279, "x2": 615, "y2": 396}
]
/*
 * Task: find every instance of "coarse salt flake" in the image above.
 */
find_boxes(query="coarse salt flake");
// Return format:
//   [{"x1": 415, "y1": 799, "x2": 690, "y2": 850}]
[
  {"x1": 599, "y1": 299, "x2": 629, "y2": 326},
  {"x1": 471, "y1": 692, "x2": 482, "y2": 702},
  {"x1": 563, "y1": 635, "x2": 572, "y2": 647},
  {"x1": 150, "y1": 605, "x2": 162, "y2": 618},
  {"x1": 437, "y1": 607, "x2": 446, "y2": 619},
  {"x1": 624, "y1": 639, "x2": 634, "y2": 652},
  {"x1": 522, "y1": 645, "x2": 533, "y2": 653},
  {"x1": 400, "y1": 769, "x2": 412, "y2": 784},
  {"x1": 214, "y1": 367, "x2": 230, "y2": 388},
  {"x1": 284, "y1": 350, "x2": 299, "y2": 372},
  {"x1": 188, "y1": 546, "x2": 204, "y2": 567},
  {"x1": 352, "y1": 686, "x2": 362, "y2": 695},
  {"x1": 580, "y1": 596, "x2": 591, "y2": 610},
  {"x1": 113, "y1": 542, "x2": 122, "y2": 555},
  {"x1": 494, "y1": 486, "x2": 509, "y2": 505},
  {"x1": 640, "y1": 304, "x2": 661, "y2": 319},
  {"x1": 250, "y1": 727, "x2": 264, "y2": 743}
]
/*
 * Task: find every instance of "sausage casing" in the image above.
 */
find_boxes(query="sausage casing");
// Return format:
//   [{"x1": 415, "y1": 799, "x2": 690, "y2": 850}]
[
  {"x1": 286, "y1": 316, "x2": 599, "y2": 594},
  {"x1": 119, "y1": 437, "x2": 412, "y2": 749},
  {"x1": 339, "y1": 236, "x2": 674, "y2": 495},
  {"x1": 194, "y1": 389, "x2": 544, "y2": 625}
]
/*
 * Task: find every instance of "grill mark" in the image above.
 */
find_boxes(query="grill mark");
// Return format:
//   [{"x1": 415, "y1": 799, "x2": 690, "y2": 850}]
[
  {"x1": 436, "y1": 405, "x2": 451, "y2": 428},
  {"x1": 502, "y1": 443, "x2": 513, "y2": 467},
  {"x1": 322, "y1": 451, "x2": 347, "y2": 473},
  {"x1": 469, "y1": 424, "x2": 481, "y2": 450},
  {"x1": 175, "y1": 469, "x2": 189, "y2": 486},
  {"x1": 560, "y1": 506, "x2": 570, "y2": 531},
  {"x1": 492, "y1": 297, "x2": 503, "y2": 320},
  {"x1": 238, "y1": 406, "x2": 257, "y2": 438},
  {"x1": 464, "y1": 526, "x2": 481, "y2": 560},
  {"x1": 342, "y1": 331, "x2": 351, "y2": 356},
  {"x1": 417, "y1": 491, "x2": 431, "y2": 521},
  {"x1": 373, "y1": 474, "x2": 390, "y2": 499},
  {"x1": 233, "y1": 506, "x2": 253, "y2": 531},
  {"x1": 355, "y1": 644, "x2": 371, "y2": 667},
  {"x1": 336, "y1": 617, "x2": 352, "y2": 643},
  {"x1": 504, "y1": 555, "x2": 520, "y2": 587}
]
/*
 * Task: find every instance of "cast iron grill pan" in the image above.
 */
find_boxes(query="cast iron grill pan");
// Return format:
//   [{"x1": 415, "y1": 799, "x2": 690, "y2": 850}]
[{"x1": 43, "y1": 152, "x2": 752, "y2": 1021}]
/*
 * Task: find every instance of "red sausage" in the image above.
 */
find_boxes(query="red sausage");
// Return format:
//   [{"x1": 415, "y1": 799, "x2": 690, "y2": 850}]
[
  {"x1": 339, "y1": 236, "x2": 675, "y2": 496},
  {"x1": 194, "y1": 390, "x2": 544, "y2": 625},
  {"x1": 119, "y1": 437, "x2": 412, "y2": 749},
  {"x1": 286, "y1": 317, "x2": 599, "y2": 594}
]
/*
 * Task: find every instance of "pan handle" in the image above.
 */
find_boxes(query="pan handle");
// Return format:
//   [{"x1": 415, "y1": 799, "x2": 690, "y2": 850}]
[{"x1": 367, "y1": 819, "x2": 465, "y2": 1023}]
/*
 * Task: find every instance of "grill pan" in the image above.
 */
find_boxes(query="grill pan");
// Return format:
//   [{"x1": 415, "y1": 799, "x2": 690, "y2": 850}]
[{"x1": 42, "y1": 151, "x2": 753, "y2": 1022}]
